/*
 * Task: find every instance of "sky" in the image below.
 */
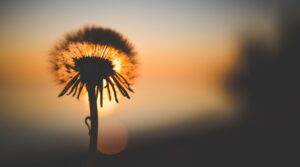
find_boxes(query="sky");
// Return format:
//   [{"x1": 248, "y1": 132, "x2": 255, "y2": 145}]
[{"x1": 0, "y1": 0, "x2": 278, "y2": 154}]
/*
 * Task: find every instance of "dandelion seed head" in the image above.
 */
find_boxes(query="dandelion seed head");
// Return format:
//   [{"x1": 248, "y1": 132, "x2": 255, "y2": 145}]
[{"x1": 50, "y1": 26, "x2": 137, "y2": 105}]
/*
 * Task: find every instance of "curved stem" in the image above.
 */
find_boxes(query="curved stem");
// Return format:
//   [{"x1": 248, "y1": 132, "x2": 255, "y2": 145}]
[{"x1": 87, "y1": 84, "x2": 98, "y2": 167}]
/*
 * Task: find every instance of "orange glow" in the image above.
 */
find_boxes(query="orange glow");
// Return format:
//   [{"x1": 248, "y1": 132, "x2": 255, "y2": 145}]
[
  {"x1": 112, "y1": 58, "x2": 122, "y2": 72},
  {"x1": 54, "y1": 42, "x2": 135, "y2": 86}
]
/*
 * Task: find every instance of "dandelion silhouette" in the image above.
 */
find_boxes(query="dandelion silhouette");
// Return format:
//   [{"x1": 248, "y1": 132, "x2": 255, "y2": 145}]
[{"x1": 50, "y1": 26, "x2": 137, "y2": 166}]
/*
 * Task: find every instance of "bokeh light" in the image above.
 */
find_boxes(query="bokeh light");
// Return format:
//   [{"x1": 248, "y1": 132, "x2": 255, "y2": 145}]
[{"x1": 98, "y1": 119, "x2": 128, "y2": 155}]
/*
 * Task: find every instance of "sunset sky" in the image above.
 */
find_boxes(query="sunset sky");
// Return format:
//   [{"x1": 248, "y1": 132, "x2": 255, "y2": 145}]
[{"x1": 0, "y1": 0, "x2": 277, "y2": 154}]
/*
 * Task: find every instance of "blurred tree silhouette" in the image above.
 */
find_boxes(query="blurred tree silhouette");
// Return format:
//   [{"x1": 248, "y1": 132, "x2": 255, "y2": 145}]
[{"x1": 227, "y1": 3, "x2": 300, "y2": 164}]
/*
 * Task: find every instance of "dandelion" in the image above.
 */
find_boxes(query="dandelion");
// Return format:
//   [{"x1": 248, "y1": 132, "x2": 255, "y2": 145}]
[{"x1": 50, "y1": 26, "x2": 137, "y2": 166}]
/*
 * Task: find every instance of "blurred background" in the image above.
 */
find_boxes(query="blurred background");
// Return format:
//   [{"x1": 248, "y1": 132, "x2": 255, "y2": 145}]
[{"x1": 0, "y1": 0, "x2": 299, "y2": 166}]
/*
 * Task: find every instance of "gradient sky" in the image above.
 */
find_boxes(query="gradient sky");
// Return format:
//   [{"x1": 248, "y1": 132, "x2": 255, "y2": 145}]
[{"x1": 0, "y1": 0, "x2": 278, "y2": 153}]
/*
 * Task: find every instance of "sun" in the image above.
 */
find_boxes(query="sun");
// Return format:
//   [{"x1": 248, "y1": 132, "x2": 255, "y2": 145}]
[{"x1": 83, "y1": 92, "x2": 118, "y2": 116}]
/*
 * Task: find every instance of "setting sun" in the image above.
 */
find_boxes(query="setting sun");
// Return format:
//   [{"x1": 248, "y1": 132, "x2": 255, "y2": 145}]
[{"x1": 83, "y1": 92, "x2": 118, "y2": 117}]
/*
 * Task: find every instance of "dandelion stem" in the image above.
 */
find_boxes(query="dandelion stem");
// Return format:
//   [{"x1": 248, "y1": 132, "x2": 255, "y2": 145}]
[{"x1": 86, "y1": 84, "x2": 98, "y2": 167}]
